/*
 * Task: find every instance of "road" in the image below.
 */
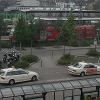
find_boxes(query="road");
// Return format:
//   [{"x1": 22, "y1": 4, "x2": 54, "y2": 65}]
[{"x1": 0, "y1": 46, "x2": 100, "y2": 88}]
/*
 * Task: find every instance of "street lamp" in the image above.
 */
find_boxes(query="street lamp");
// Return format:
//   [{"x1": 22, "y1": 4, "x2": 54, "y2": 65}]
[
  {"x1": 96, "y1": 28, "x2": 100, "y2": 44},
  {"x1": 94, "y1": 38, "x2": 97, "y2": 51},
  {"x1": 78, "y1": 0, "x2": 84, "y2": 25}
]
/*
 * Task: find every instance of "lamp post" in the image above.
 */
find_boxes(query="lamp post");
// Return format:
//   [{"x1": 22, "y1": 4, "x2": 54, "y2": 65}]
[
  {"x1": 96, "y1": 28, "x2": 100, "y2": 44},
  {"x1": 94, "y1": 38, "x2": 97, "y2": 51},
  {"x1": 78, "y1": 0, "x2": 84, "y2": 25}
]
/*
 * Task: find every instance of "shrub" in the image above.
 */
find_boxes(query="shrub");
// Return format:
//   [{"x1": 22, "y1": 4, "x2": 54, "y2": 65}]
[
  {"x1": 57, "y1": 53, "x2": 75, "y2": 65},
  {"x1": 14, "y1": 60, "x2": 29, "y2": 68},
  {"x1": 1, "y1": 40, "x2": 11, "y2": 48},
  {"x1": 21, "y1": 55, "x2": 39, "y2": 63},
  {"x1": 86, "y1": 49, "x2": 100, "y2": 57}
]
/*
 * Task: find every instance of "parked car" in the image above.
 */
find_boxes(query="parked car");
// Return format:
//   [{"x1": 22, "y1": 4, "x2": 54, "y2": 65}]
[
  {"x1": 67, "y1": 61, "x2": 100, "y2": 76},
  {"x1": 0, "y1": 68, "x2": 39, "y2": 85}
]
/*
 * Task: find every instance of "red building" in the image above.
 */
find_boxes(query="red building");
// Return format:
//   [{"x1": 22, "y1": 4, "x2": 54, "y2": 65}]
[{"x1": 74, "y1": 25, "x2": 96, "y2": 40}]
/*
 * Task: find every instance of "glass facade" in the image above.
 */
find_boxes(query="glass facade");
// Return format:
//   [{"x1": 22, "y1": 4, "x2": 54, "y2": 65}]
[
  {"x1": 0, "y1": 77, "x2": 99, "y2": 100},
  {"x1": 29, "y1": 98, "x2": 43, "y2": 100},
  {"x1": 65, "y1": 97, "x2": 72, "y2": 100},
  {"x1": 74, "y1": 96, "x2": 80, "y2": 100},
  {"x1": 84, "y1": 92, "x2": 98, "y2": 100}
]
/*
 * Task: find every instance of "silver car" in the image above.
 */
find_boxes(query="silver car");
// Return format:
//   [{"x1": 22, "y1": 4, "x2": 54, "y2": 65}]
[
  {"x1": 0, "y1": 68, "x2": 39, "y2": 85},
  {"x1": 67, "y1": 61, "x2": 100, "y2": 76}
]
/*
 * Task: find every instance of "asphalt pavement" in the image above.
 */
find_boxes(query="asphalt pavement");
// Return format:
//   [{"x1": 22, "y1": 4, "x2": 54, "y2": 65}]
[
  {"x1": 0, "y1": 46, "x2": 100, "y2": 100},
  {"x1": 0, "y1": 46, "x2": 100, "y2": 85}
]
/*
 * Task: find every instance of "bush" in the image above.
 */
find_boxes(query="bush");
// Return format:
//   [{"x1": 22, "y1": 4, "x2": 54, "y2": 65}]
[
  {"x1": 21, "y1": 55, "x2": 39, "y2": 63},
  {"x1": 86, "y1": 49, "x2": 100, "y2": 57},
  {"x1": 1, "y1": 40, "x2": 11, "y2": 48},
  {"x1": 70, "y1": 40, "x2": 78, "y2": 47},
  {"x1": 14, "y1": 60, "x2": 29, "y2": 68},
  {"x1": 57, "y1": 53, "x2": 75, "y2": 65}
]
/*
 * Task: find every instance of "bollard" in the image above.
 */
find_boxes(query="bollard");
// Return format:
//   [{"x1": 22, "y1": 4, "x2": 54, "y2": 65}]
[
  {"x1": 63, "y1": 45, "x2": 65, "y2": 54},
  {"x1": 41, "y1": 59, "x2": 42, "y2": 68},
  {"x1": 98, "y1": 57, "x2": 100, "y2": 63},
  {"x1": 51, "y1": 50, "x2": 53, "y2": 56}
]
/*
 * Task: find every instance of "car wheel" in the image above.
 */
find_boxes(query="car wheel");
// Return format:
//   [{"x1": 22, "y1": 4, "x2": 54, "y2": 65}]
[
  {"x1": 9, "y1": 79, "x2": 15, "y2": 85},
  {"x1": 31, "y1": 76, "x2": 37, "y2": 81},
  {"x1": 80, "y1": 72, "x2": 85, "y2": 77}
]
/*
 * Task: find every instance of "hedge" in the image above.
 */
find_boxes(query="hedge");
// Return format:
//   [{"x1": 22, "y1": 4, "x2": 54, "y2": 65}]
[
  {"x1": 57, "y1": 53, "x2": 75, "y2": 65},
  {"x1": 13, "y1": 55, "x2": 39, "y2": 68},
  {"x1": 86, "y1": 49, "x2": 100, "y2": 57},
  {"x1": 21, "y1": 55, "x2": 39, "y2": 63},
  {"x1": 14, "y1": 60, "x2": 29, "y2": 68}
]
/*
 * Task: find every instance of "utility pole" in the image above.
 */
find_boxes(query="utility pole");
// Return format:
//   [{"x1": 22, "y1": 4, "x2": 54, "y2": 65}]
[{"x1": 78, "y1": 0, "x2": 84, "y2": 25}]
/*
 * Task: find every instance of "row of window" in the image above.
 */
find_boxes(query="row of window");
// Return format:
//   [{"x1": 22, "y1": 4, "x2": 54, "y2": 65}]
[{"x1": 5, "y1": 70, "x2": 28, "y2": 76}]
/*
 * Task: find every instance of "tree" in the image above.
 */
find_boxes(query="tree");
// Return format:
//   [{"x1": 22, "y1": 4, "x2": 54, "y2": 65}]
[
  {"x1": 53, "y1": 20, "x2": 63, "y2": 32},
  {"x1": 14, "y1": 16, "x2": 29, "y2": 46},
  {"x1": 14, "y1": 16, "x2": 47, "y2": 46},
  {"x1": 0, "y1": 16, "x2": 7, "y2": 35},
  {"x1": 0, "y1": 16, "x2": 7, "y2": 49},
  {"x1": 34, "y1": 19, "x2": 47, "y2": 34},
  {"x1": 59, "y1": 11, "x2": 76, "y2": 46}
]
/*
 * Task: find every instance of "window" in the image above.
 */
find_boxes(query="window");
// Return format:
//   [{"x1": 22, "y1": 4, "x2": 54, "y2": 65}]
[
  {"x1": 89, "y1": 65, "x2": 96, "y2": 68},
  {"x1": 17, "y1": 70, "x2": 27, "y2": 75},
  {"x1": 74, "y1": 96, "x2": 80, "y2": 100},
  {"x1": 84, "y1": 65, "x2": 96, "y2": 68},
  {"x1": 47, "y1": 32, "x2": 52, "y2": 36},
  {"x1": 6, "y1": 72, "x2": 13, "y2": 76},
  {"x1": 32, "y1": 98, "x2": 43, "y2": 100},
  {"x1": 84, "y1": 65, "x2": 90, "y2": 68},
  {"x1": 65, "y1": 97, "x2": 72, "y2": 100},
  {"x1": 0, "y1": 71, "x2": 5, "y2": 76},
  {"x1": 73, "y1": 63, "x2": 82, "y2": 68},
  {"x1": 6, "y1": 71, "x2": 19, "y2": 76}
]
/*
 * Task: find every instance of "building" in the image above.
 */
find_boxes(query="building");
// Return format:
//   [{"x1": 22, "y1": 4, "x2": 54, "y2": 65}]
[
  {"x1": 74, "y1": 25, "x2": 96, "y2": 40},
  {"x1": 16, "y1": 0, "x2": 40, "y2": 6}
]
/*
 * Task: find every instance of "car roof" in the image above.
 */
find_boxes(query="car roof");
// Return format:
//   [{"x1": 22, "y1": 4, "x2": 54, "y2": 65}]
[
  {"x1": 78, "y1": 61, "x2": 87, "y2": 65},
  {"x1": 1, "y1": 68, "x2": 16, "y2": 72},
  {"x1": 79, "y1": 61, "x2": 96, "y2": 66}
]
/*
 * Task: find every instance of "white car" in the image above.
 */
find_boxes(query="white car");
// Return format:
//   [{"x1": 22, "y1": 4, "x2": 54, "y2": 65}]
[
  {"x1": 67, "y1": 61, "x2": 100, "y2": 76},
  {"x1": 0, "y1": 68, "x2": 39, "y2": 85}
]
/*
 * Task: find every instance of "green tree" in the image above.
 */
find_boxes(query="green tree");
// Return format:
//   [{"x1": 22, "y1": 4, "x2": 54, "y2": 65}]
[
  {"x1": 0, "y1": 16, "x2": 7, "y2": 49},
  {"x1": 14, "y1": 16, "x2": 47, "y2": 46},
  {"x1": 0, "y1": 16, "x2": 7, "y2": 35},
  {"x1": 28, "y1": 21, "x2": 36, "y2": 40},
  {"x1": 14, "y1": 16, "x2": 29, "y2": 45},
  {"x1": 53, "y1": 20, "x2": 63, "y2": 32},
  {"x1": 59, "y1": 11, "x2": 76, "y2": 46},
  {"x1": 34, "y1": 19, "x2": 46, "y2": 35},
  {"x1": 28, "y1": 20, "x2": 39, "y2": 47}
]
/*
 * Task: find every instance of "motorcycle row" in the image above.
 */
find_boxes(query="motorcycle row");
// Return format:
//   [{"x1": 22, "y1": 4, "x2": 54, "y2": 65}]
[{"x1": 2, "y1": 51, "x2": 21, "y2": 66}]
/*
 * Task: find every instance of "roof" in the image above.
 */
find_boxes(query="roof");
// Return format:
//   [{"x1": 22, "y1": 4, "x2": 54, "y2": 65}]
[
  {"x1": 1, "y1": 68, "x2": 16, "y2": 72},
  {"x1": 0, "y1": 77, "x2": 100, "y2": 98},
  {"x1": 78, "y1": 61, "x2": 87, "y2": 65},
  {"x1": 78, "y1": 61, "x2": 98, "y2": 66}
]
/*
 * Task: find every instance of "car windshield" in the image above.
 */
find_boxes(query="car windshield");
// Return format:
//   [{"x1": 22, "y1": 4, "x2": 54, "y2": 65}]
[
  {"x1": 18, "y1": 69, "x2": 29, "y2": 74},
  {"x1": 0, "y1": 71, "x2": 5, "y2": 76},
  {"x1": 24, "y1": 70, "x2": 29, "y2": 74},
  {"x1": 73, "y1": 62, "x2": 82, "y2": 68}
]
